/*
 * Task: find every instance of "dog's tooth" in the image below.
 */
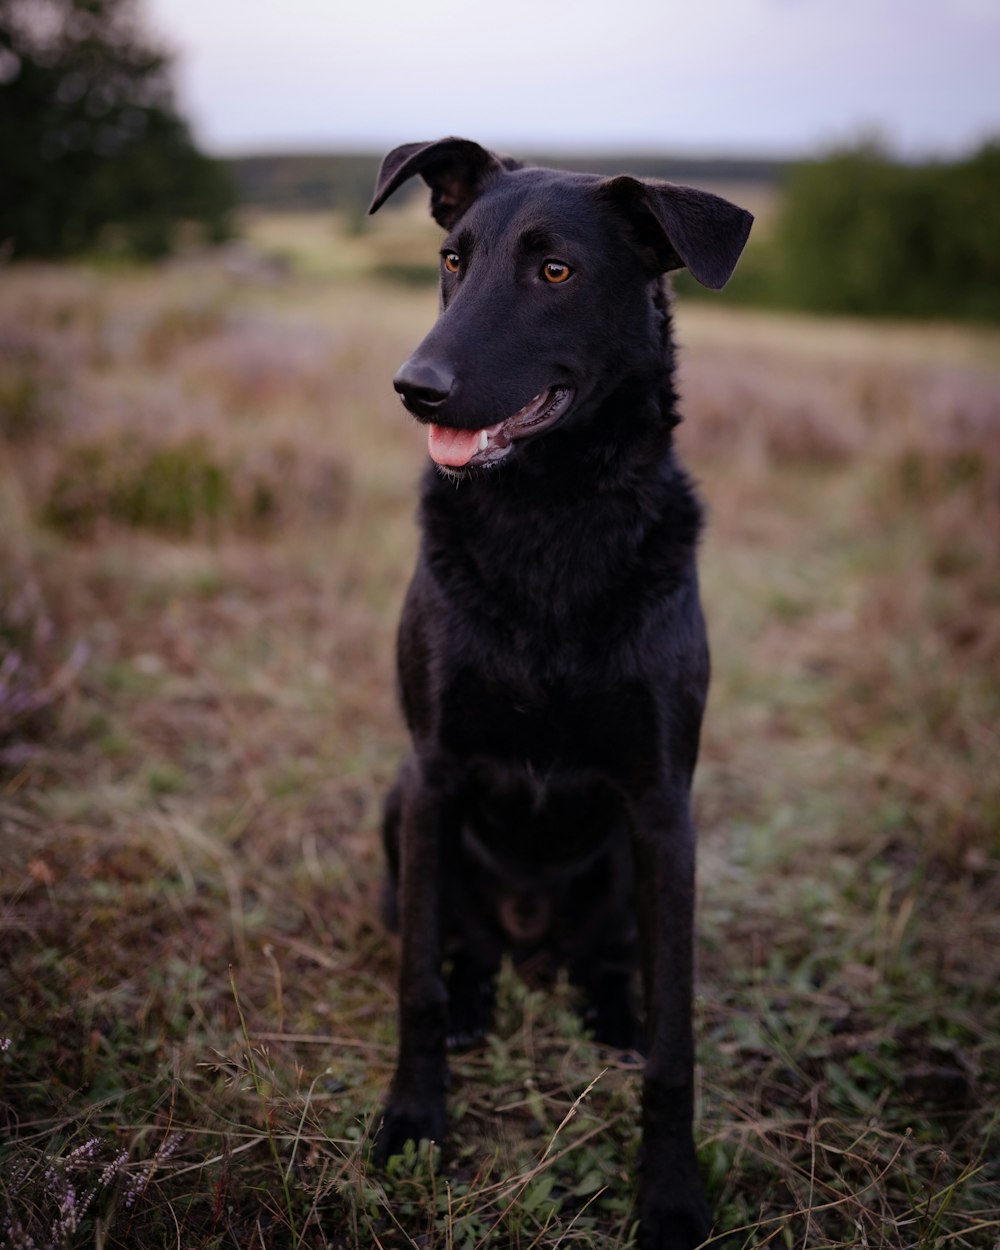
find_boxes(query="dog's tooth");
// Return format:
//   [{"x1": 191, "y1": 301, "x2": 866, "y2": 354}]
[{"x1": 478, "y1": 429, "x2": 488, "y2": 451}]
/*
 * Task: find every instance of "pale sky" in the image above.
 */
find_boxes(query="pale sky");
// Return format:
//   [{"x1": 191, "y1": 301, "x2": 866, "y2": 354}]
[{"x1": 145, "y1": 0, "x2": 1000, "y2": 158}]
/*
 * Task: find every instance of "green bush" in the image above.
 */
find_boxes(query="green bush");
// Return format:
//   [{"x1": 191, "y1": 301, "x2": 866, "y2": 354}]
[
  {"x1": 46, "y1": 437, "x2": 233, "y2": 536},
  {"x1": 673, "y1": 140, "x2": 1000, "y2": 321},
  {"x1": 43, "y1": 435, "x2": 349, "y2": 537},
  {"x1": 770, "y1": 141, "x2": 1000, "y2": 321}
]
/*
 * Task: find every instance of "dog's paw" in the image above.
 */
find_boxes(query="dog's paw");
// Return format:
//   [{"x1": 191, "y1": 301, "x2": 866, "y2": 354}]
[
  {"x1": 446, "y1": 958, "x2": 496, "y2": 1050},
  {"x1": 446, "y1": 989, "x2": 493, "y2": 1051},
  {"x1": 372, "y1": 1098, "x2": 446, "y2": 1167},
  {"x1": 589, "y1": 1004, "x2": 645, "y2": 1055},
  {"x1": 584, "y1": 980, "x2": 644, "y2": 1054},
  {"x1": 637, "y1": 1187, "x2": 714, "y2": 1250},
  {"x1": 446, "y1": 1023, "x2": 487, "y2": 1051}
]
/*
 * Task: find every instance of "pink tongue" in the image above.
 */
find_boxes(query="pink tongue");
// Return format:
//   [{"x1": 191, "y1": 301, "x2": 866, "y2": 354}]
[{"x1": 427, "y1": 423, "x2": 483, "y2": 467}]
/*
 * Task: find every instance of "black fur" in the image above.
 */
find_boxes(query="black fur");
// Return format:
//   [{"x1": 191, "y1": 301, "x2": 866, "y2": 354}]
[{"x1": 368, "y1": 138, "x2": 751, "y2": 1250}]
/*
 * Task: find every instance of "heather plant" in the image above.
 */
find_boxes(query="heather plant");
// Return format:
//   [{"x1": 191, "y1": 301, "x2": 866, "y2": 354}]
[
  {"x1": 0, "y1": 1129, "x2": 186, "y2": 1249},
  {"x1": 0, "y1": 329, "x2": 62, "y2": 442},
  {"x1": 0, "y1": 484, "x2": 86, "y2": 767}
]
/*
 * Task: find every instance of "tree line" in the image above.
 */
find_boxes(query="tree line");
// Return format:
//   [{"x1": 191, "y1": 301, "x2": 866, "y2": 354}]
[{"x1": 236, "y1": 144, "x2": 1000, "y2": 323}]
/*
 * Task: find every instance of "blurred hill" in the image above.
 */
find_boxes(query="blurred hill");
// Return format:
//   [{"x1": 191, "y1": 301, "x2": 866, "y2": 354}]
[
  {"x1": 225, "y1": 150, "x2": 786, "y2": 219},
  {"x1": 226, "y1": 143, "x2": 1000, "y2": 323}
]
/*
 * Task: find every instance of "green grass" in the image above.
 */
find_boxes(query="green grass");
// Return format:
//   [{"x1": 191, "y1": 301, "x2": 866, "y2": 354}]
[{"x1": 1, "y1": 226, "x2": 998, "y2": 1248}]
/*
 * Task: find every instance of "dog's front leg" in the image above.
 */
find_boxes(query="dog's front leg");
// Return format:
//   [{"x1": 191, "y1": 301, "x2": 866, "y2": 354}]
[
  {"x1": 374, "y1": 760, "x2": 456, "y2": 1163},
  {"x1": 632, "y1": 788, "x2": 713, "y2": 1250}
]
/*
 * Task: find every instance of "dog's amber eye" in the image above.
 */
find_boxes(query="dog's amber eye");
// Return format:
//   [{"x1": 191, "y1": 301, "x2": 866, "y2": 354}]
[
  {"x1": 442, "y1": 251, "x2": 460, "y2": 274},
  {"x1": 541, "y1": 260, "x2": 572, "y2": 284}
]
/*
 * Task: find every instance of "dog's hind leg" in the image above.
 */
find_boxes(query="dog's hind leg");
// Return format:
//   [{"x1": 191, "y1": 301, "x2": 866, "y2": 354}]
[
  {"x1": 445, "y1": 948, "x2": 498, "y2": 1050},
  {"x1": 572, "y1": 950, "x2": 644, "y2": 1054},
  {"x1": 566, "y1": 834, "x2": 643, "y2": 1052}
]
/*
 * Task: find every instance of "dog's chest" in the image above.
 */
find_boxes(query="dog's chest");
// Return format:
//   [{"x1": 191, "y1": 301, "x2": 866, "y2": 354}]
[{"x1": 439, "y1": 663, "x2": 661, "y2": 791}]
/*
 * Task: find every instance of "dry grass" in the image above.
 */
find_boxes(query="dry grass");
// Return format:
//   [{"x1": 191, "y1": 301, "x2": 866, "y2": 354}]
[{"x1": 0, "y1": 228, "x2": 998, "y2": 1249}]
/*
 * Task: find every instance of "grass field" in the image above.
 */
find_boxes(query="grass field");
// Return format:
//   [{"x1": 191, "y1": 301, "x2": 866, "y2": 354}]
[{"x1": 1, "y1": 222, "x2": 999, "y2": 1249}]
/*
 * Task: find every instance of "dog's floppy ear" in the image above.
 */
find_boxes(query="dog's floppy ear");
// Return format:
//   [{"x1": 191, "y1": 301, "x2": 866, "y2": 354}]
[
  {"x1": 369, "y1": 137, "x2": 518, "y2": 229},
  {"x1": 600, "y1": 176, "x2": 753, "y2": 289}
]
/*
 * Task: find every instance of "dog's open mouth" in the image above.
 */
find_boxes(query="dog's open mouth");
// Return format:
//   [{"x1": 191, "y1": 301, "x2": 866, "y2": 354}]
[{"x1": 426, "y1": 387, "x2": 573, "y2": 469}]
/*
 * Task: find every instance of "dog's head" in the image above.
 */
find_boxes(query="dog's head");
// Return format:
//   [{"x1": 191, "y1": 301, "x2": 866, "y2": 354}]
[{"x1": 369, "y1": 137, "x2": 752, "y2": 475}]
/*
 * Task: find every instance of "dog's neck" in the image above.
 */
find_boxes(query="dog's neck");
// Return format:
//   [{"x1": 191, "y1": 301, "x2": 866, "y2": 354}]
[{"x1": 418, "y1": 397, "x2": 701, "y2": 641}]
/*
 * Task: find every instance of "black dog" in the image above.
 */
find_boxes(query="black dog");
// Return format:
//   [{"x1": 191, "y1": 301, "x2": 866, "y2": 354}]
[{"x1": 368, "y1": 138, "x2": 751, "y2": 1250}]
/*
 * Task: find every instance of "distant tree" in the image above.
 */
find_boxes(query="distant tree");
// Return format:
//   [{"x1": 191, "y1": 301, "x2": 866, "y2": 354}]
[
  {"x1": 935, "y1": 141, "x2": 1000, "y2": 321},
  {"x1": 771, "y1": 140, "x2": 1000, "y2": 321},
  {"x1": 0, "y1": 0, "x2": 234, "y2": 258}
]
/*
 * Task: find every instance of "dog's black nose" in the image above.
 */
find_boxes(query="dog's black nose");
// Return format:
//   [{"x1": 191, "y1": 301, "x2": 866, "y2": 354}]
[{"x1": 393, "y1": 357, "x2": 454, "y2": 418}]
